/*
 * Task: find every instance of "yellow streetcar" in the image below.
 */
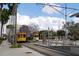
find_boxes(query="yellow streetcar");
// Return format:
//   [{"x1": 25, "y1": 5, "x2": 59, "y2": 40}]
[
  {"x1": 17, "y1": 32, "x2": 27, "y2": 43},
  {"x1": 17, "y1": 32, "x2": 33, "y2": 43}
]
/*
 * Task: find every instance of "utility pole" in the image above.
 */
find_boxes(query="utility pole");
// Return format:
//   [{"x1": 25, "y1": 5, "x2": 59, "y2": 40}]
[
  {"x1": 12, "y1": 4, "x2": 17, "y2": 44},
  {"x1": 48, "y1": 27, "x2": 50, "y2": 46},
  {"x1": 15, "y1": 4, "x2": 17, "y2": 44},
  {"x1": 64, "y1": 3, "x2": 68, "y2": 46},
  {"x1": 65, "y1": 4, "x2": 67, "y2": 39}
]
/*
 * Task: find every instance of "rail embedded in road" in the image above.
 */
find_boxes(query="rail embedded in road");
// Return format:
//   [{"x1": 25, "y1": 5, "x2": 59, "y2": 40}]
[{"x1": 23, "y1": 43, "x2": 72, "y2": 56}]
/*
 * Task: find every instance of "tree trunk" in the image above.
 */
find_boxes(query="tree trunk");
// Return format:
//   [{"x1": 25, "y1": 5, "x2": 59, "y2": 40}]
[
  {"x1": 0, "y1": 4, "x2": 3, "y2": 37},
  {"x1": 1, "y1": 23, "x2": 3, "y2": 37}
]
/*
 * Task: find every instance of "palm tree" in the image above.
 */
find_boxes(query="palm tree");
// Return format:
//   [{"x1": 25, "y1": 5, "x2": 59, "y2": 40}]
[
  {"x1": 0, "y1": 3, "x2": 11, "y2": 37},
  {"x1": 0, "y1": 3, "x2": 6, "y2": 37},
  {"x1": 0, "y1": 3, "x2": 19, "y2": 44},
  {"x1": 1, "y1": 9, "x2": 11, "y2": 33}
]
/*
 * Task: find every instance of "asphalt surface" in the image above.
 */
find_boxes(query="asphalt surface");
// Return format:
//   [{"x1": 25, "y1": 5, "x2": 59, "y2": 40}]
[{"x1": 23, "y1": 43, "x2": 72, "y2": 56}]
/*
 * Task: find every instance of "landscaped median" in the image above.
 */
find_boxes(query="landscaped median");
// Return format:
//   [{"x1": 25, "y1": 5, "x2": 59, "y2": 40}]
[{"x1": 10, "y1": 43, "x2": 22, "y2": 48}]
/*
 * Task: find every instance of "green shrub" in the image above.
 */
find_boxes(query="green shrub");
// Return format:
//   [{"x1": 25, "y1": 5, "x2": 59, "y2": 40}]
[
  {"x1": 0, "y1": 37, "x2": 5, "y2": 45},
  {"x1": 10, "y1": 43, "x2": 22, "y2": 48},
  {"x1": 0, "y1": 40, "x2": 2, "y2": 45},
  {"x1": 18, "y1": 44, "x2": 22, "y2": 48},
  {"x1": 0, "y1": 37, "x2": 6, "y2": 40}
]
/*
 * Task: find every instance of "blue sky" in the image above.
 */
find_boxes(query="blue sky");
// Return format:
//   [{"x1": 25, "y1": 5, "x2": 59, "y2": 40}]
[
  {"x1": 18, "y1": 3, "x2": 79, "y2": 18},
  {"x1": 3, "y1": 3, "x2": 79, "y2": 34},
  {"x1": 17, "y1": 3, "x2": 79, "y2": 31}
]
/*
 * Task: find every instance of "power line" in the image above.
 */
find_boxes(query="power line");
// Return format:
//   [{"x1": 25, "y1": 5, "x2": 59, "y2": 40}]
[{"x1": 38, "y1": 3, "x2": 79, "y2": 10}]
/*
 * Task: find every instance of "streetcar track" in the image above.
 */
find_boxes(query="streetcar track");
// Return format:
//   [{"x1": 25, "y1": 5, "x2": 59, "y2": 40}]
[
  {"x1": 22, "y1": 43, "x2": 73, "y2": 56},
  {"x1": 23, "y1": 44, "x2": 49, "y2": 56}
]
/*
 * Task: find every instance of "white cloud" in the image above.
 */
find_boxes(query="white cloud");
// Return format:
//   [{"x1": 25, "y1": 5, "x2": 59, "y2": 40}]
[
  {"x1": 17, "y1": 13, "x2": 65, "y2": 31},
  {"x1": 17, "y1": 13, "x2": 30, "y2": 25},
  {"x1": 73, "y1": 18, "x2": 79, "y2": 23},
  {"x1": 42, "y1": 3, "x2": 62, "y2": 14},
  {"x1": 3, "y1": 13, "x2": 79, "y2": 34}
]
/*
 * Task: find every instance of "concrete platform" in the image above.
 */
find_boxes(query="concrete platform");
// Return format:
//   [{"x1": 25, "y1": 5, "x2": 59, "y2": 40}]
[{"x1": 0, "y1": 40, "x2": 44, "y2": 56}]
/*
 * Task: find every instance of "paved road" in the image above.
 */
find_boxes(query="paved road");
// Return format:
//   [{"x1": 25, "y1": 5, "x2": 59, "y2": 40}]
[{"x1": 23, "y1": 43, "x2": 71, "y2": 56}]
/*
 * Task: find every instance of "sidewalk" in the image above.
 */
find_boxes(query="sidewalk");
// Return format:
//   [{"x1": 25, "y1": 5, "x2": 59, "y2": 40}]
[{"x1": 0, "y1": 40, "x2": 44, "y2": 56}]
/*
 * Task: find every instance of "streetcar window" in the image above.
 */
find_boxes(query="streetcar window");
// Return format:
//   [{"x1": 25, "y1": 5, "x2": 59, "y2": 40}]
[
  {"x1": 18, "y1": 34, "x2": 20, "y2": 37},
  {"x1": 23, "y1": 34, "x2": 26, "y2": 37}
]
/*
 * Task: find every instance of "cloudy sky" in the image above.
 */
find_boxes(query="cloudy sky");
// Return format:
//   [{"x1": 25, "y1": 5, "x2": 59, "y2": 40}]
[
  {"x1": 3, "y1": 3, "x2": 79, "y2": 34},
  {"x1": 17, "y1": 3, "x2": 79, "y2": 31}
]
